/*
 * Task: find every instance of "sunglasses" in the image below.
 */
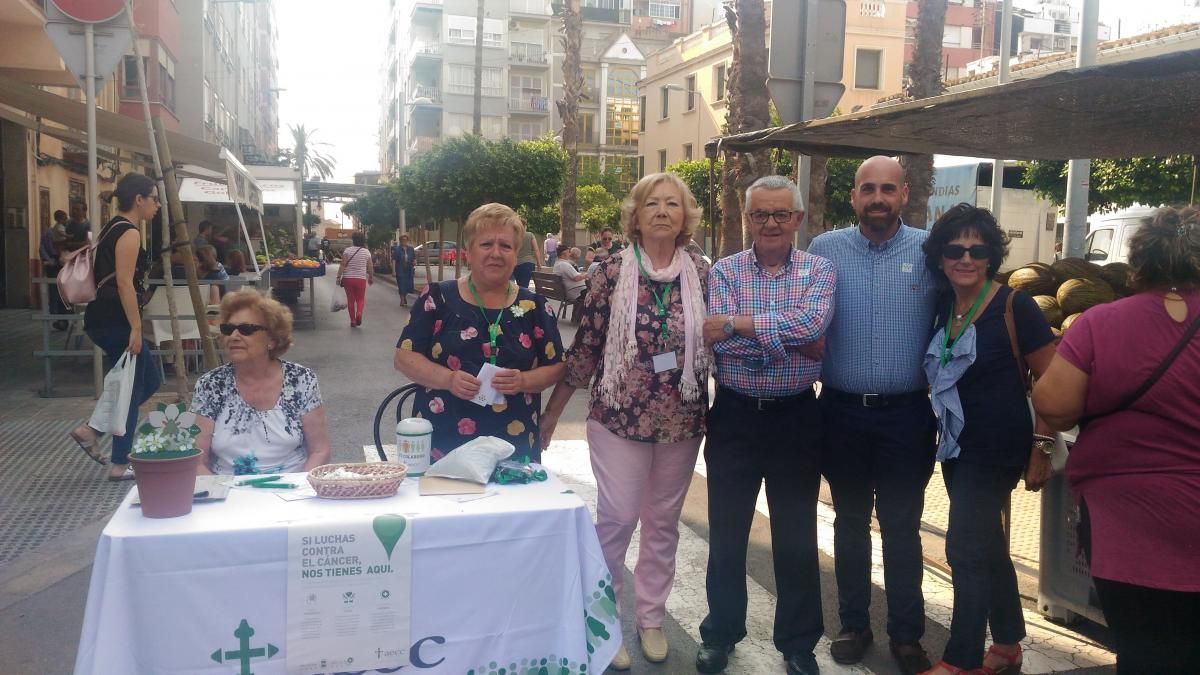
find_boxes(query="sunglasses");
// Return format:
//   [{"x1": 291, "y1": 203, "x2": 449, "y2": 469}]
[
  {"x1": 219, "y1": 323, "x2": 267, "y2": 337},
  {"x1": 942, "y1": 244, "x2": 990, "y2": 260},
  {"x1": 748, "y1": 209, "x2": 798, "y2": 225}
]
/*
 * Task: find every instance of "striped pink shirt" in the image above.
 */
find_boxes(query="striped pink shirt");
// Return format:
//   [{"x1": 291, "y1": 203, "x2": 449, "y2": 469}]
[{"x1": 339, "y1": 246, "x2": 371, "y2": 280}]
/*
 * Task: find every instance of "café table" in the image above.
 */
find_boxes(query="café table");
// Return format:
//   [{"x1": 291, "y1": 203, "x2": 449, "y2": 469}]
[{"x1": 74, "y1": 471, "x2": 619, "y2": 674}]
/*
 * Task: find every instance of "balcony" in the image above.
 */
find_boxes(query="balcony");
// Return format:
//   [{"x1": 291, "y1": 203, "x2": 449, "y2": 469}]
[
  {"x1": 410, "y1": 41, "x2": 442, "y2": 62},
  {"x1": 409, "y1": 85, "x2": 442, "y2": 106},
  {"x1": 510, "y1": 0, "x2": 551, "y2": 16},
  {"x1": 509, "y1": 43, "x2": 548, "y2": 65},
  {"x1": 411, "y1": 0, "x2": 443, "y2": 25},
  {"x1": 509, "y1": 94, "x2": 550, "y2": 113},
  {"x1": 408, "y1": 135, "x2": 437, "y2": 158}
]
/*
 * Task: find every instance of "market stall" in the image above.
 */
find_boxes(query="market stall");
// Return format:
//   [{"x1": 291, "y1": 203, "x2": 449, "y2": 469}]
[{"x1": 73, "y1": 471, "x2": 619, "y2": 674}]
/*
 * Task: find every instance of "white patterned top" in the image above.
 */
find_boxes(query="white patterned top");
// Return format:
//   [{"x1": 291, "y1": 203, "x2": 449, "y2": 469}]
[{"x1": 191, "y1": 361, "x2": 323, "y2": 475}]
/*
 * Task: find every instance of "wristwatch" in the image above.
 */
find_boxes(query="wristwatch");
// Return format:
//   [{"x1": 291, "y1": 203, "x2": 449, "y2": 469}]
[
  {"x1": 722, "y1": 315, "x2": 735, "y2": 338},
  {"x1": 1033, "y1": 435, "x2": 1055, "y2": 457}
]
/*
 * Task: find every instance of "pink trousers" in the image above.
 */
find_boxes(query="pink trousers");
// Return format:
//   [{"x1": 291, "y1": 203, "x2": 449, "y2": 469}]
[{"x1": 586, "y1": 419, "x2": 702, "y2": 628}]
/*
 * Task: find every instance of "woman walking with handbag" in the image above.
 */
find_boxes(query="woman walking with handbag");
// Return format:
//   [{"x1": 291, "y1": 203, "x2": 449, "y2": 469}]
[
  {"x1": 338, "y1": 232, "x2": 373, "y2": 327},
  {"x1": 68, "y1": 174, "x2": 163, "y2": 481}
]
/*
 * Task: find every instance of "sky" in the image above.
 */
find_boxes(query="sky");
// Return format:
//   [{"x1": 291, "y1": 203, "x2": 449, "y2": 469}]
[
  {"x1": 274, "y1": 0, "x2": 389, "y2": 186},
  {"x1": 270, "y1": 0, "x2": 1199, "y2": 192}
]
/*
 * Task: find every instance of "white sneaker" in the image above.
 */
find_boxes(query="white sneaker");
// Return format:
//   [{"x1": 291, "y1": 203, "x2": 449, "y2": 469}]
[{"x1": 609, "y1": 643, "x2": 631, "y2": 671}]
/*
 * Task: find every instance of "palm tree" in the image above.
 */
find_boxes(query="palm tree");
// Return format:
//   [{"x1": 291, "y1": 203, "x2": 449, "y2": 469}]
[
  {"x1": 901, "y1": 0, "x2": 947, "y2": 228},
  {"x1": 718, "y1": 0, "x2": 771, "y2": 257},
  {"x1": 287, "y1": 124, "x2": 337, "y2": 181},
  {"x1": 557, "y1": 0, "x2": 582, "y2": 248}
]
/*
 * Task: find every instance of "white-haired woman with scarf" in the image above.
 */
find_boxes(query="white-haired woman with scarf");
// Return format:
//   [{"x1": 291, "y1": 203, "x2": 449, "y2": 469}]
[{"x1": 541, "y1": 172, "x2": 710, "y2": 670}]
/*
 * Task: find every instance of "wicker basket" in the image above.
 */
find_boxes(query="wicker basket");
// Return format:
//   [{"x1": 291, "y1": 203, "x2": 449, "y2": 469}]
[{"x1": 307, "y1": 462, "x2": 407, "y2": 500}]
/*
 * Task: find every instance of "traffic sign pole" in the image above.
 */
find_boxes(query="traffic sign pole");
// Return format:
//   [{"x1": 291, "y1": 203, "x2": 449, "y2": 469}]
[
  {"x1": 84, "y1": 22, "x2": 99, "y2": 240},
  {"x1": 796, "y1": 0, "x2": 820, "y2": 245}
]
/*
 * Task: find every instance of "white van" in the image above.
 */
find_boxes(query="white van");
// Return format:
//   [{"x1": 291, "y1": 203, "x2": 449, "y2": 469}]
[{"x1": 1082, "y1": 206, "x2": 1158, "y2": 265}]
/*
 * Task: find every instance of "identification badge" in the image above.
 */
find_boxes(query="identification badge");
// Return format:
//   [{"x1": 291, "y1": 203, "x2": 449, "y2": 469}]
[
  {"x1": 652, "y1": 351, "x2": 679, "y2": 373},
  {"x1": 901, "y1": 262, "x2": 914, "y2": 273}
]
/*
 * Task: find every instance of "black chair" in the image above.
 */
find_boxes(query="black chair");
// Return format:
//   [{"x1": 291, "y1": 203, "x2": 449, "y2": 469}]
[{"x1": 372, "y1": 383, "x2": 423, "y2": 461}]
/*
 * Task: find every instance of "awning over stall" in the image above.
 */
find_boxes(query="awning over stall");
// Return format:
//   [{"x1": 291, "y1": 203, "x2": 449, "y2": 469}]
[
  {"x1": 705, "y1": 49, "x2": 1200, "y2": 161},
  {"x1": 179, "y1": 177, "x2": 299, "y2": 206}
]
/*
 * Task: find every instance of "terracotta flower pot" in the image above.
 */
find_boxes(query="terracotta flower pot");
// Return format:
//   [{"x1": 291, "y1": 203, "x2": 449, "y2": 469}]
[{"x1": 130, "y1": 451, "x2": 201, "y2": 518}]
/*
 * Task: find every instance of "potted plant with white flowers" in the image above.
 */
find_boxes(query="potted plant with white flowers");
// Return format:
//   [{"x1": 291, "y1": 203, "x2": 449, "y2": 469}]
[{"x1": 129, "y1": 402, "x2": 202, "y2": 518}]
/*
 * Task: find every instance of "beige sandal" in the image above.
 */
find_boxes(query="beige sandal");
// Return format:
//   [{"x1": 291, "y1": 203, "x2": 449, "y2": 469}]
[{"x1": 70, "y1": 427, "x2": 107, "y2": 466}]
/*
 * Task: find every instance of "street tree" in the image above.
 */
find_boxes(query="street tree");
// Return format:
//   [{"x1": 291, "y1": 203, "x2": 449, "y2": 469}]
[
  {"x1": 718, "y1": 0, "x2": 772, "y2": 257},
  {"x1": 341, "y1": 189, "x2": 400, "y2": 249},
  {"x1": 557, "y1": 0, "x2": 583, "y2": 247},
  {"x1": 577, "y1": 184, "x2": 621, "y2": 233},
  {"x1": 668, "y1": 159, "x2": 723, "y2": 237},
  {"x1": 900, "y1": 0, "x2": 947, "y2": 228},
  {"x1": 1021, "y1": 156, "x2": 1198, "y2": 212},
  {"x1": 285, "y1": 124, "x2": 337, "y2": 182}
]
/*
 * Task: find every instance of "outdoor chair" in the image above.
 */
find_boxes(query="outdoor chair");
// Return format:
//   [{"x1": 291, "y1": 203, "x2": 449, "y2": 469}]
[{"x1": 372, "y1": 383, "x2": 423, "y2": 462}]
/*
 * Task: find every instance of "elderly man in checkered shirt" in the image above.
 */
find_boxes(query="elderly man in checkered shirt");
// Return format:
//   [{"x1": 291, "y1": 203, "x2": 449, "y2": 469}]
[{"x1": 696, "y1": 175, "x2": 836, "y2": 675}]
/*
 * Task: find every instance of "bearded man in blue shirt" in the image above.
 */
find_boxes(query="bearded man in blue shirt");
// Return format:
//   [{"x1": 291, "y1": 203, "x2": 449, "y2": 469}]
[{"x1": 807, "y1": 156, "x2": 939, "y2": 675}]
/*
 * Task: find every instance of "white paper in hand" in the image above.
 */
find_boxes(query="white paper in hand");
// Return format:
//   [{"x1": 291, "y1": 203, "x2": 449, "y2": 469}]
[{"x1": 471, "y1": 363, "x2": 507, "y2": 407}]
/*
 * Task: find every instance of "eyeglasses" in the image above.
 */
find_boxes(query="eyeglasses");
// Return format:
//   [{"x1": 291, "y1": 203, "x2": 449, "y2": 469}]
[
  {"x1": 747, "y1": 210, "x2": 798, "y2": 225},
  {"x1": 941, "y1": 244, "x2": 991, "y2": 260},
  {"x1": 142, "y1": 194, "x2": 160, "y2": 204},
  {"x1": 219, "y1": 323, "x2": 267, "y2": 337}
]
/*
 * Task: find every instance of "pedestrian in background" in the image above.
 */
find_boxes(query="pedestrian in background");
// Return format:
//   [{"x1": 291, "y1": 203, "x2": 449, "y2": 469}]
[
  {"x1": 541, "y1": 173, "x2": 711, "y2": 670},
  {"x1": 544, "y1": 231, "x2": 559, "y2": 265},
  {"x1": 513, "y1": 229, "x2": 542, "y2": 289},
  {"x1": 41, "y1": 209, "x2": 69, "y2": 330},
  {"x1": 68, "y1": 174, "x2": 163, "y2": 481},
  {"x1": 807, "y1": 155, "x2": 939, "y2": 674},
  {"x1": 392, "y1": 234, "x2": 416, "y2": 306},
  {"x1": 696, "y1": 175, "x2": 835, "y2": 675},
  {"x1": 1034, "y1": 206, "x2": 1200, "y2": 675},
  {"x1": 919, "y1": 204, "x2": 1057, "y2": 675},
  {"x1": 337, "y1": 232, "x2": 373, "y2": 327}
]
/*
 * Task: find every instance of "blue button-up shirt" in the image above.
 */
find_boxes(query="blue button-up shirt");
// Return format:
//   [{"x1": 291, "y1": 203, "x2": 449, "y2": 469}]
[
  {"x1": 807, "y1": 224, "x2": 938, "y2": 394},
  {"x1": 709, "y1": 246, "x2": 836, "y2": 397}
]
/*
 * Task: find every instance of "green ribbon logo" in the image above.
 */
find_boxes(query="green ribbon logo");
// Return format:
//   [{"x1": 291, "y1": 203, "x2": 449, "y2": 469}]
[{"x1": 372, "y1": 514, "x2": 408, "y2": 560}]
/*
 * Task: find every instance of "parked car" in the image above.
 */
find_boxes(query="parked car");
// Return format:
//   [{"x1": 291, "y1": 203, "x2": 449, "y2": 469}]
[
  {"x1": 1083, "y1": 206, "x2": 1157, "y2": 265},
  {"x1": 414, "y1": 241, "x2": 458, "y2": 265}
]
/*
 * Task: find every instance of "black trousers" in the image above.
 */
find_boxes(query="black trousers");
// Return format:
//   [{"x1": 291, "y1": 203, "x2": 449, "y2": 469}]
[
  {"x1": 699, "y1": 388, "x2": 824, "y2": 658},
  {"x1": 820, "y1": 393, "x2": 936, "y2": 643}
]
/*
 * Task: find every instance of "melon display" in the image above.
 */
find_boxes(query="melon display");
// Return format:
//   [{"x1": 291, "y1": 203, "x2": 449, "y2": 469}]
[
  {"x1": 1033, "y1": 295, "x2": 1064, "y2": 328},
  {"x1": 1100, "y1": 262, "x2": 1133, "y2": 296},
  {"x1": 1007, "y1": 265, "x2": 1058, "y2": 296},
  {"x1": 1060, "y1": 312, "x2": 1083, "y2": 334},
  {"x1": 1050, "y1": 257, "x2": 1104, "y2": 285},
  {"x1": 1057, "y1": 278, "x2": 1116, "y2": 317}
]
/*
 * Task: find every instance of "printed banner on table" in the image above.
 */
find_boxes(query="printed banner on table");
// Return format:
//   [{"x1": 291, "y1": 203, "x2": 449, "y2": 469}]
[{"x1": 286, "y1": 515, "x2": 413, "y2": 674}]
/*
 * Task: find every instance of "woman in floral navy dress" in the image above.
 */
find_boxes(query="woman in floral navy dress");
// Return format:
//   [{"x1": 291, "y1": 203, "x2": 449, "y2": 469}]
[{"x1": 394, "y1": 203, "x2": 565, "y2": 461}]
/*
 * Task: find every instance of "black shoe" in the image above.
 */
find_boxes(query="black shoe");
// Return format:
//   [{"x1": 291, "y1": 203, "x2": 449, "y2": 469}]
[
  {"x1": 830, "y1": 627, "x2": 873, "y2": 664},
  {"x1": 695, "y1": 643, "x2": 734, "y2": 674},
  {"x1": 785, "y1": 653, "x2": 820, "y2": 675},
  {"x1": 889, "y1": 640, "x2": 932, "y2": 675}
]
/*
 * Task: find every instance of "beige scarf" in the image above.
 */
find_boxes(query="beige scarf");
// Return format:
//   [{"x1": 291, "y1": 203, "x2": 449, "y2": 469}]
[{"x1": 598, "y1": 245, "x2": 709, "y2": 407}]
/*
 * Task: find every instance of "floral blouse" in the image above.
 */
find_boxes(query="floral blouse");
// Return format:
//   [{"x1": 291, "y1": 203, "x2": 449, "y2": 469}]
[
  {"x1": 191, "y1": 361, "x2": 322, "y2": 475},
  {"x1": 397, "y1": 280, "x2": 564, "y2": 462},
  {"x1": 564, "y1": 249, "x2": 710, "y2": 443}
]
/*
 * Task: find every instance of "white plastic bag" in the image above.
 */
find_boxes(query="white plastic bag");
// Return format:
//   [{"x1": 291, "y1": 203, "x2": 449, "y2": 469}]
[
  {"x1": 88, "y1": 352, "x2": 137, "y2": 436},
  {"x1": 330, "y1": 286, "x2": 347, "y2": 312},
  {"x1": 425, "y1": 436, "x2": 515, "y2": 484}
]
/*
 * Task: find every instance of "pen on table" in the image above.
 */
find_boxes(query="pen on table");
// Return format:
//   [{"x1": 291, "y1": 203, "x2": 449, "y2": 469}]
[
  {"x1": 248, "y1": 482, "x2": 297, "y2": 489},
  {"x1": 236, "y1": 475, "x2": 281, "y2": 486}
]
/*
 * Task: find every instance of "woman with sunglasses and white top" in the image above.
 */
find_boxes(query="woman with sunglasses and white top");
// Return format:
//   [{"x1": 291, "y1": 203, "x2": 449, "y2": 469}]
[
  {"x1": 69, "y1": 174, "x2": 164, "y2": 481},
  {"x1": 917, "y1": 204, "x2": 1057, "y2": 675},
  {"x1": 191, "y1": 289, "x2": 331, "y2": 475}
]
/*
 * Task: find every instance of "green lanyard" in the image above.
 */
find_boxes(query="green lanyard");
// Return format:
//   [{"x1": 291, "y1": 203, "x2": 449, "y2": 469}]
[
  {"x1": 467, "y1": 276, "x2": 511, "y2": 365},
  {"x1": 940, "y1": 279, "x2": 991, "y2": 366},
  {"x1": 633, "y1": 245, "x2": 673, "y2": 341}
]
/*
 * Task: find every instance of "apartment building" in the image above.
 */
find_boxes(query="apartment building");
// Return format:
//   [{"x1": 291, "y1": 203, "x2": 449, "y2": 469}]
[
  {"x1": 380, "y1": 0, "x2": 720, "y2": 193},
  {"x1": 638, "y1": 0, "x2": 908, "y2": 174},
  {"x1": 177, "y1": 0, "x2": 281, "y2": 164}
]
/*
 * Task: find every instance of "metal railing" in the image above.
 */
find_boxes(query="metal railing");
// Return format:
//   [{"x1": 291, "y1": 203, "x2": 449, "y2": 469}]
[
  {"x1": 410, "y1": 85, "x2": 442, "y2": 103},
  {"x1": 508, "y1": 94, "x2": 550, "y2": 112},
  {"x1": 509, "y1": 43, "x2": 548, "y2": 63}
]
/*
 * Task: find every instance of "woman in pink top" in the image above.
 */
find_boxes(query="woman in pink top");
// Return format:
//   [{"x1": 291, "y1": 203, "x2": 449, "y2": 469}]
[
  {"x1": 1034, "y1": 207, "x2": 1200, "y2": 675},
  {"x1": 338, "y1": 232, "x2": 374, "y2": 327}
]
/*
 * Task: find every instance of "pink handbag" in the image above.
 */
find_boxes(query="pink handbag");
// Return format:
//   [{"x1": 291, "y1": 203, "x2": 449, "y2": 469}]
[{"x1": 57, "y1": 225, "x2": 119, "y2": 307}]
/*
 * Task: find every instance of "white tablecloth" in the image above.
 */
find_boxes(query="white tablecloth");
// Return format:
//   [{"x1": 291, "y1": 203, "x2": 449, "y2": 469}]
[{"x1": 74, "y1": 473, "x2": 619, "y2": 674}]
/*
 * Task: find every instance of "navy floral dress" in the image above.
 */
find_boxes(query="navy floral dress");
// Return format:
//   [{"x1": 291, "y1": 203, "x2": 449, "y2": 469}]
[{"x1": 396, "y1": 280, "x2": 564, "y2": 462}]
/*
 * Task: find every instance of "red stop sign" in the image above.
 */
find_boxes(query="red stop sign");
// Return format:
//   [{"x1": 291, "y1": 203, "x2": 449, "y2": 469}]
[{"x1": 52, "y1": 0, "x2": 126, "y2": 23}]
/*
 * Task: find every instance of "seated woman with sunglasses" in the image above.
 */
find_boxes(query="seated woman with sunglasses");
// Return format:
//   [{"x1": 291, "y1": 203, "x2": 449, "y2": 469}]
[
  {"x1": 190, "y1": 289, "x2": 332, "y2": 475},
  {"x1": 917, "y1": 204, "x2": 1057, "y2": 675}
]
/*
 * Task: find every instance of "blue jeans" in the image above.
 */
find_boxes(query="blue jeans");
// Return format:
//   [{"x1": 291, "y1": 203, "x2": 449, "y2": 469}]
[
  {"x1": 941, "y1": 459, "x2": 1025, "y2": 669},
  {"x1": 820, "y1": 394, "x2": 937, "y2": 643},
  {"x1": 513, "y1": 262, "x2": 536, "y2": 290},
  {"x1": 85, "y1": 323, "x2": 162, "y2": 464}
]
